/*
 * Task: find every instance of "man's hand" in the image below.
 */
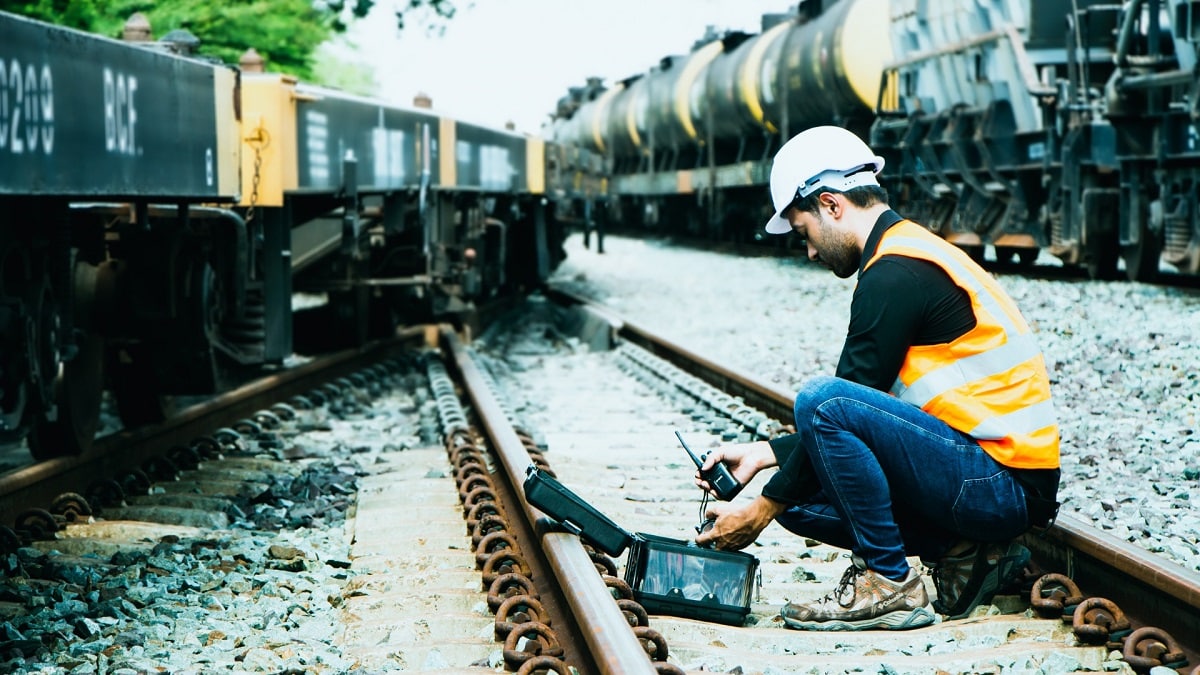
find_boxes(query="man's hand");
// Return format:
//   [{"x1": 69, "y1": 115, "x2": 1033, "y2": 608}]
[
  {"x1": 695, "y1": 495, "x2": 786, "y2": 550},
  {"x1": 694, "y1": 440, "x2": 776, "y2": 495}
]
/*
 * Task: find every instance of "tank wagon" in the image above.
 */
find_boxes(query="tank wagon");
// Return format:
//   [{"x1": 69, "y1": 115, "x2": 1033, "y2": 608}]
[
  {"x1": 0, "y1": 10, "x2": 561, "y2": 461},
  {"x1": 551, "y1": 0, "x2": 1200, "y2": 282},
  {"x1": 550, "y1": 0, "x2": 891, "y2": 238}
]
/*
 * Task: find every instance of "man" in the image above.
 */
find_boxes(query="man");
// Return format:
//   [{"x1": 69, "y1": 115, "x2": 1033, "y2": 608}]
[{"x1": 694, "y1": 126, "x2": 1061, "y2": 631}]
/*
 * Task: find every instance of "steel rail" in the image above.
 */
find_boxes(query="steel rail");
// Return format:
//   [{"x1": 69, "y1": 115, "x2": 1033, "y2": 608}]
[
  {"x1": 0, "y1": 328, "x2": 428, "y2": 529},
  {"x1": 547, "y1": 282, "x2": 1200, "y2": 661},
  {"x1": 440, "y1": 326, "x2": 657, "y2": 675}
]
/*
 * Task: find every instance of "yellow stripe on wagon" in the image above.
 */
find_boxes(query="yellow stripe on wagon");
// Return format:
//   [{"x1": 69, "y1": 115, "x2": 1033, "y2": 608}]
[
  {"x1": 590, "y1": 85, "x2": 622, "y2": 154},
  {"x1": 213, "y1": 67, "x2": 240, "y2": 199},
  {"x1": 674, "y1": 41, "x2": 724, "y2": 141},
  {"x1": 238, "y1": 73, "x2": 301, "y2": 207},
  {"x1": 526, "y1": 137, "x2": 545, "y2": 194},
  {"x1": 439, "y1": 117, "x2": 457, "y2": 187},
  {"x1": 738, "y1": 21, "x2": 790, "y2": 133},
  {"x1": 839, "y1": 0, "x2": 894, "y2": 109}
]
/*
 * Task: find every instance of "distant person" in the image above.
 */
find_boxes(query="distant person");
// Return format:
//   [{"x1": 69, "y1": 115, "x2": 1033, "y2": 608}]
[
  {"x1": 581, "y1": 196, "x2": 605, "y2": 254},
  {"x1": 694, "y1": 126, "x2": 1060, "y2": 631}
]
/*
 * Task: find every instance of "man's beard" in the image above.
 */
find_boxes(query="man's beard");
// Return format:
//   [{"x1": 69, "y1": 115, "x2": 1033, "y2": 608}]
[{"x1": 813, "y1": 212, "x2": 858, "y2": 278}]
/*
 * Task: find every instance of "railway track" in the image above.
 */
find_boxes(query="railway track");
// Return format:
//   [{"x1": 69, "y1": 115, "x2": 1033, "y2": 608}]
[
  {"x1": 442, "y1": 289, "x2": 1200, "y2": 673},
  {"x1": 541, "y1": 287, "x2": 1200, "y2": 645},
  {"x1": 1, "y1": 303, "x2": 1196, "y2": 673},
  {"x1": 0, "y1": 329, "x2": 429, "y2": 530}
]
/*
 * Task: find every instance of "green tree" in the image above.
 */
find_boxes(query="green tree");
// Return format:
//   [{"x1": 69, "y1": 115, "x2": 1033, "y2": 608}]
[
  {"x1": 313, "y1": 41, "x2": 379, "y2": 97},
  {"x1": 0, "y1": 0, "x2": 460, "y2": 81},
  {"x1": 395, "y1": 0, "x2": 458, "y2": 32}
]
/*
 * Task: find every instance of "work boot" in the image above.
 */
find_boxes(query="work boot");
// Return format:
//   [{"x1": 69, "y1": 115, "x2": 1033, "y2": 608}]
[
  {"x1": 929, "y1": 540, "x2": 1030, "y2": 619},
  {"x1": 780, "y1": 556, "x2": 935, "y2": 631}
]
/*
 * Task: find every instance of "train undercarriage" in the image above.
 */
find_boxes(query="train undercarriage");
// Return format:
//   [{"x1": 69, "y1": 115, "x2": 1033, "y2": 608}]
[{"x1": 1, "y1": 187, "x2": 558, "y2": 461}]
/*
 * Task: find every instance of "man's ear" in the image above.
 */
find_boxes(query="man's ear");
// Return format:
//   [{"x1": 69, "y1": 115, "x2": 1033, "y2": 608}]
[{"x1": 819, "y1": 192, "x2": 840, "y2": 216}]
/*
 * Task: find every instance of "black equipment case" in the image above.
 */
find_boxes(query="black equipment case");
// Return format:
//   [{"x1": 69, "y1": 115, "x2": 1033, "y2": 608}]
[{"x1": 523, "y1": 465, "x2": 758, "y2": 625}]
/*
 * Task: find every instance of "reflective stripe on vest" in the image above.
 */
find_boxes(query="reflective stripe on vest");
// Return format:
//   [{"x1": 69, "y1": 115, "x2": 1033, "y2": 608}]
[
  {"x1": 865, "y1": 221, "x2": 1059, "y2": 468},
  {"x1": 891, "y1": 332, "x2": 1044, "y2": 414},
  {"x1": 971, "y1": 399, "x2": 1058, "y2": 439}
]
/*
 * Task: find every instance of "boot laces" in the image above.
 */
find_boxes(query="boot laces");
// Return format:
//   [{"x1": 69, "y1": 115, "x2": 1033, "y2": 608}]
[{"x1": 832, "y1": 559, "x2": 868, "y2": 608}]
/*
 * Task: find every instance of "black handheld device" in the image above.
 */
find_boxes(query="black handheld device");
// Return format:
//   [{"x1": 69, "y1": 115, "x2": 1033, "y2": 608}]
[{"x1": 676, "y1": 430, "x2": 743, "y2": 501}]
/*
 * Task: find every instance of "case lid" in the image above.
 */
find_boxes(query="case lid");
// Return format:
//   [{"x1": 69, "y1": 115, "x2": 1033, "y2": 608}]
[{"x1": 523, "y1": 465, "x2": 636, "y2": 557}]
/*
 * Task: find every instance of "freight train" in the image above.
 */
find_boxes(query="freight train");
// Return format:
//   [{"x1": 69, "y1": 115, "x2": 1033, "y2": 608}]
[
  {"x1": 550, "y1": 0, "x2": 1200, "y2": 283},
  {"x1": 1, "y1": 11, "x2": 562, "y2": 461}
]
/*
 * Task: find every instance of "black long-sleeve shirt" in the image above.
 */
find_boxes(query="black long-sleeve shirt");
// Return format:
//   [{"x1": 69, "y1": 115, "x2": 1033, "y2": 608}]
[{"x1": 762, "y1": 210, "x2": 1058, "y2": 506}]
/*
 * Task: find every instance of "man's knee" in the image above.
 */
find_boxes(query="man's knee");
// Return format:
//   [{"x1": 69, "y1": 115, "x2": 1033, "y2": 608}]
[{"x1": 794, "y1": 375, "x2": 849, "y2": 419}]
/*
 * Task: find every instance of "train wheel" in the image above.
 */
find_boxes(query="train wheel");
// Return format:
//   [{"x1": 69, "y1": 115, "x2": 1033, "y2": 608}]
[{"x1": 27, "y1": 334, "x2": 103, "y2": 460}]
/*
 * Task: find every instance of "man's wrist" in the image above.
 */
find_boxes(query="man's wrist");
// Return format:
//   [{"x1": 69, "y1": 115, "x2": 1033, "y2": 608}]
[
  {"x1": 752, "y1": 494, "x2": 787, "y2": 523},
  {"x1": 754, "y1": 441, "x2": 778, "y2": 471}
]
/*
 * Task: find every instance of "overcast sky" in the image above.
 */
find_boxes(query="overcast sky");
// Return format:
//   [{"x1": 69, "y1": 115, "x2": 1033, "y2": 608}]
[{"x1": 345, "y1": 0, "x2": 793, "y2": 135}]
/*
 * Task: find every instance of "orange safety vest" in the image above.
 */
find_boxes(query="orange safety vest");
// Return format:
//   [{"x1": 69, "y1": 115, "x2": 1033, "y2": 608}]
[{"x1": 863, "y1": 221, "x2": 1060, "y2": 469}]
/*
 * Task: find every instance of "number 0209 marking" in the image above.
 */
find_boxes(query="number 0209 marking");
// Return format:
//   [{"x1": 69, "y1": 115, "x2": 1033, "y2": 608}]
[{"x1": 0, "y1": 59, "x2": 55, "y2": 155}]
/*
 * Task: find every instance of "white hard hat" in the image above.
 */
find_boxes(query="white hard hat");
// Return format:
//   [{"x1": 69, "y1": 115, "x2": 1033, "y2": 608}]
[{"x1": 764, "y1": 126, "x2": 886, "y2": 234}]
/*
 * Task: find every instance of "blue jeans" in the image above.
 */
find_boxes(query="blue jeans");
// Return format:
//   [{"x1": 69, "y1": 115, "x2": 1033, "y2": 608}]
[{"x1": 775, "y1": 376, "x2": 1029, "y2": 580}]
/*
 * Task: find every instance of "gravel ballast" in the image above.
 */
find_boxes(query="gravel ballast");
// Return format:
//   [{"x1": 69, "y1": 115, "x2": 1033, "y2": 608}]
[{"x1": 548, "y1": 233, "x2": 1200, "y2": 574}]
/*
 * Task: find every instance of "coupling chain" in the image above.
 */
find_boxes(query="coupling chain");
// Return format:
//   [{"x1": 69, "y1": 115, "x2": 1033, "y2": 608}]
[{"x1": 244, "y1": 124, "x2": 270, "y2": 225}]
